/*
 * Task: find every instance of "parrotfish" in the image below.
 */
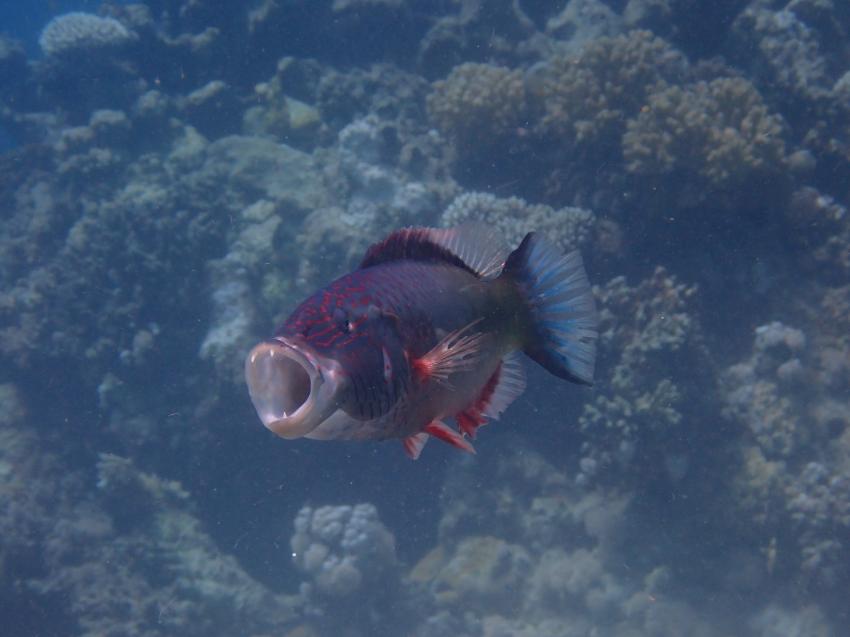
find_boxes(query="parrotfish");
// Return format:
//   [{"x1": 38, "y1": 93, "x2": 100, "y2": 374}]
[{"x1": 245, "y1": 225, "x2": 597, "y2": 459}]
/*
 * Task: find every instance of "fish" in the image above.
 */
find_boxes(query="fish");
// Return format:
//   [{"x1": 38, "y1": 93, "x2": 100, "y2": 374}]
[{"x1": 245, "y1": 225, "x2": 597, "y2": 459}]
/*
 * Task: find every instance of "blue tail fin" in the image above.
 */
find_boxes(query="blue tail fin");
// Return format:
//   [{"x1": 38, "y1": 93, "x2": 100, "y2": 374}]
[{"x1": 502, "y1": 232, "x2": 598, "y2": 385}]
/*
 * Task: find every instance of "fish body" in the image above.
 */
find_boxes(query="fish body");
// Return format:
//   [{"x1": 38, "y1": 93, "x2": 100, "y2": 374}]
[{"x1": 245, "y1": 226, "x2": 597, "y2": 458}]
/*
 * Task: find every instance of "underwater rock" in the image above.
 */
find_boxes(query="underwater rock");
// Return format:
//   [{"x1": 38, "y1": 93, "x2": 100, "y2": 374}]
[{"x1": 203, "y1": 135, "x2": 327, "y2": 212}]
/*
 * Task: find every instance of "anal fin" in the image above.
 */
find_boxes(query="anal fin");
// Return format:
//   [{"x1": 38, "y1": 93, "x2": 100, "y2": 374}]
[
  {"x1": 456, "y1": 353, "x2": 527, "y2": 439},
  {"x1": 403, "y1": 432, "x2": 430, "y2": 460},
  {"x1": 425, "y1": 420, "x2": 476, "y2": 454}
]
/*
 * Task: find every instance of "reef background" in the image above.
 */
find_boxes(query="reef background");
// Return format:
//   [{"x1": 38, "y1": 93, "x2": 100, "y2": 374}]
[{"x1": 2, "y1": 1, "x2": 849, "y2": 636}]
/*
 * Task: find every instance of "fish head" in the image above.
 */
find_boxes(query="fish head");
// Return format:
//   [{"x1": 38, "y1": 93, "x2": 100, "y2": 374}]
[{"x1": 244, "y1": 335, "x2": 349, "y2": 439}]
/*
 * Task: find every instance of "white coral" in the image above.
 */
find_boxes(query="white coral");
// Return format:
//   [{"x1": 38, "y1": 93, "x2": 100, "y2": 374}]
[
  {"x1": 290, "y1": 503, "x2": 397, "y2": 598},
  {"x1": 39, "y1": 12, "x2": 134, "y2": 58}
]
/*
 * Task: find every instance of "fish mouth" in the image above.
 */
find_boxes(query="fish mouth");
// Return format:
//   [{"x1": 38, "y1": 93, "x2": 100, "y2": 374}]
[{"x1": 245, "y1": 337, "x2": 343, "y2": 439}]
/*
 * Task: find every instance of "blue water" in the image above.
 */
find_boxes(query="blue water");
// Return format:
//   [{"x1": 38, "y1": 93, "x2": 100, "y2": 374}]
[{"x1": 1, "y1": 1, "x2": 849, "y2": 636}]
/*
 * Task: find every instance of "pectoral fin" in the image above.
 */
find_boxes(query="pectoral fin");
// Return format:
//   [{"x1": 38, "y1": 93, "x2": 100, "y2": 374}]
[{"x1": 412, "y1": 319, "x2": 488, "y2": 386}]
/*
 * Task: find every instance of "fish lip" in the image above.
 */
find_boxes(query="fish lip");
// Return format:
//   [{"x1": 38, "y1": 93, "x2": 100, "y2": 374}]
[{"x1": 245, "y1": 336, "x2": 342, "y2": 439}]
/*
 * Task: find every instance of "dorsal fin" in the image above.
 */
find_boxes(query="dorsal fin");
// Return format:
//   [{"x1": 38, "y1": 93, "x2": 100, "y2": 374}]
[{"x1": 359, "y1": 224, "x2": 508, "y2": 279}]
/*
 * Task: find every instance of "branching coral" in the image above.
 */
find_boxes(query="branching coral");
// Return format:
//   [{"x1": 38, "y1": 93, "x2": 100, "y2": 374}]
[
  {"x1": 731, "y1": 2, "x2": 835, "y2": 107},
  {"x1": 577, "y1": 268, "x2": 711, "y2": 488},
  {"x1": 785, "y1": 462, "x2": 850, "y2": 586},
  {"x1": 623, "y1": 77, "x2": 788, "y2": 195},
  {"x1": 721, "y1": 322, "x2": 809, "y2": 459},
  {"x1": 721, "y1": 317, "x2": 850, "y2": 590},
  {"x1": 427, "y1": 62, "x2": 528, "y2": 154},
  {"x1": 416, "y1": 444, "x2": 722, "y2": 636},
  {"x1": 531, "y1": 30, "x2": 686, "y2": 149},
  {"x1": 34, "y1": 453, "x2": 299, "y2": 637}
]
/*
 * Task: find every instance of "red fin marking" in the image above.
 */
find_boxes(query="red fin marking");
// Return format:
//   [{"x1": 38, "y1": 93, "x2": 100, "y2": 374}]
[
  {"x1": 403, "y1": 432, "x2": 429, "y2": 460},
  {"x1": 482, "y1": 352, "x2": 527, "y2": 419},
  {"x1": 456, "y1": 411, "x2": 485, "y2": 439},
  {"x1": 425, "y1": 420, "x2": 476, "y2": 454},
  {"x1": 412, "y1": 320, "x2": 487, "y2": 385},
  {"x1": 455, "y1": 353, "x2": 527, "y2": 438},
  {"x1": 455, "y1": 362, "x2": 500, "y2": 439}
]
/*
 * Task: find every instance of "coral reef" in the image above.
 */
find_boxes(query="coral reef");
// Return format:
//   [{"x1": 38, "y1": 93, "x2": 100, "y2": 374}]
[
  {"x1": 722, "y1": 322, "x2": 809, "y2": 460},
  {"x1": 2, "y1": 0, "x2": 850, "y2": 634},
  {"x1": 577, "y1": 268, "x2": 714, "y2": 490},
  {"x1": 623, "y1": 77, "x2": 789, "y2": 207},
  {"x1": 532, "y1": 30, "x2": 686, "y2": 151},
  {"x1": 785, "y1": 185, "x2": 850, "y2": 281},
  {"x1": 290, "y1": 503, "x2": 403, "y2": 635},
  {"x1": 412, "y1": 445, "x2": 724, "y2": 637},
  {"x1": 38, "y1": 453, "x2": 299, "y2": 637},
  {"x1": 416, "y1": 0, "x2": 542, "y2": 78},
  {"x1": 721, "y1": 314, "x2": 850, "y2": 592},
  {"x1": 291, "y1": 503, "x2": 397, "y2": 598},
  {"x1": 730, "y1": 1, "x2": 838, "y2": 109},
  {"x1": 243, "y1": 58, "x2": 324, "y2": 148},
  {"x1": 427, "y1": 63, "x2": 529, "y2": 157},
  {"x1": 0, "y1": 384, "x2": 299, "y2": 637}
]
